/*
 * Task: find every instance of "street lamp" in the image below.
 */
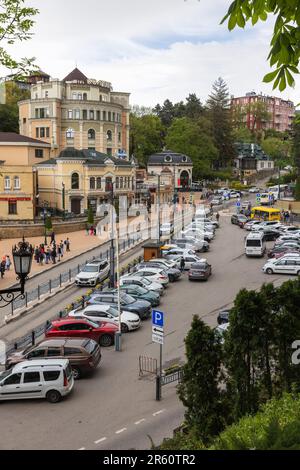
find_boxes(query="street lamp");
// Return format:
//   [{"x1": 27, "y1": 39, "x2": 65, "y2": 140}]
[
  {"x1": 151, "y1": 172, "x2": 161, "y2": 243},
  {"x1": 62, "y1": 182, "x2": 66, "y2": 220},
  {"x1": 0, "y1": 237, "x2": 33, "y2": 308},
  {"x1": 42, "y1": 208, "x2": 48, "y2": 246}
]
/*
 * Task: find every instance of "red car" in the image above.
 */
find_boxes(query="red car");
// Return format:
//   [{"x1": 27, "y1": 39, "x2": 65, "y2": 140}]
[{"x1": 45, "y1": 319, "x2": 118, "y2": 347}]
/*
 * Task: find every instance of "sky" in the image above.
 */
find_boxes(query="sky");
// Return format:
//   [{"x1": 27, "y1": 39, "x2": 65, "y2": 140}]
[{"x1": 1, "y1": 0, "x2": 299, "y2": 107}]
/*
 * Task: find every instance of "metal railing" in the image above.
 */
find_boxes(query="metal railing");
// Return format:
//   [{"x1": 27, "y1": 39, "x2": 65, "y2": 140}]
[{"x1": 139, "y1": 356, "x2": 158, "y2": 377}]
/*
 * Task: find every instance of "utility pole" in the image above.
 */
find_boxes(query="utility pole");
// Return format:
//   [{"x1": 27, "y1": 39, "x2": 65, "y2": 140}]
[
  {"x1": 62, "y1": 183, "x2": 66, "y2": 220},
  {"x1": 109, "y1": 182, "x2": 115, "y2": 288},
  {"x1": 157, "y1": 174, "x2": 161, "y2": 244}
]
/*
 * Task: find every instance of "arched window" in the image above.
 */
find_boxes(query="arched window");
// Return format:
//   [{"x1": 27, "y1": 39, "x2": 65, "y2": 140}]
[
  {"x1": 107, "y1": 130, "x2": 112, "y2": 142},
  {"x1": 96, "y1": 177, "x2": 102, "y2": 189},
  {"x1": 83, "y1": 93, "x2": 87, "y2": 101},
  {"x1": 90, "y1": 177, "x2": 95, "y2": 190},
  {"x1": 180, "y1": 170, "x2": 189, "y2": 188},
  {"x1": 88, "y1": 129, "x2": 96, "y2": 140},
  {"x1": 66, "y1": 128, "x2": 75, "y2": 139},
  {"x1": 120, "y1": 177, "x2": 123, "y2": 189},
  {"x1": 116, "y1": 177, "x2": 119, "y2": 189},
  {"x1": 71, "y1": 172, "x2": 79, "y2": 190},
  {"x1": 4, "y1": 176, "x2": 10, "y2": 190},
  {"x1": 14, "y1": 176, "x2": 20, "y2": 190}
]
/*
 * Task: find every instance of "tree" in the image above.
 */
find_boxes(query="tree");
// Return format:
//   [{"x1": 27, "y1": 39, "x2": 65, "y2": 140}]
[
  {"x1": 292, "y1": 122, "x2": 300, "y2": 201},
  {"x1": 246, "y1": 101, "x2": 271, "y2": 137},
  {"x1": 0, "y1": 0, "x2": 39, "y2": 77},
  {"x1": 261, "y1": 136, "x2": 291, "y2": 167},
  {"x1": 221, "y1": 1, "x2": 300, "y2": 92},
  {"x1": 207, "y1": 77, "x2": 236, "y2": 168},
  {"x1": 130, "y1": 114, "x2": 164, "y2": 165},
  {"x1": 153, "y1": 99, "x2": 176, "y2": 127},
  {"x1": 0, "y1": 81, "x2": 30, "y2": 132},
  {"x1": 232, "y1": 127, "x2": 254, "y2": 144},
  {"x1": 184, "y1": 93, "x2": 203, "y2": 120},
  {"x1": 87, "y1": 206, "x2": 94, "y2": 226},
  {"x1": 178, "y1": 315, "x2": 227, "y2": 443},
  {"x1": 45, "y1": 216, "x2": 52, "y2": 232},
  {"x1": 165, "y1": 117, "x2": 218, "y2": 179}
]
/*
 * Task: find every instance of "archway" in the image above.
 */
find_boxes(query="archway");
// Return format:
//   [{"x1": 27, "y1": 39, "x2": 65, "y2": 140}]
[{"x1": 180, "y1": 170, "x2": 189, "y2": 188}]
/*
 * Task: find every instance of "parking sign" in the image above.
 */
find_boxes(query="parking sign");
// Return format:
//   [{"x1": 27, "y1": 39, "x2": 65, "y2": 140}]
[{"x1": 152, "y1": 310, "x2": 164, "y2": 328}]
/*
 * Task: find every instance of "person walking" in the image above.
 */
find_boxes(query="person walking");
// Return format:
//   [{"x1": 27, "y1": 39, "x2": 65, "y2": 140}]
[
  {"x1": 50, "y1": 231, "x2": 55, "y2": 244},
  {"x1": 60, "y1": 241, "x2": 64, "y2": 257},
  {"x1": 0, "y1": 258, "x2": 6, "y2": 279},
  {"x1": 5, "y1": 255, "x2": 11, "y2": 271},
  {"x1": 66, "y1": 238, "x2": 70, "y2": 252},
  {"x1": 51, "y1": 246, "x2": 57, "y2": 264},
  {"x1": 180, "y1": 257, "x2": 185, "y2": 272},
  {"x1": 216, "y1": 212, "x2": 220, "y2": 223},
  {"x1": 34, "y1": 246, "x2": 40, "y2": 264},
  {"x1": 57, "y1": 244, "x2": 62, "y2": 262}
]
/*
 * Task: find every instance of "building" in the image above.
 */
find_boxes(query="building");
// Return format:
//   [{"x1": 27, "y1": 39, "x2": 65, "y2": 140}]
[
  {"x1": 147, "y1": 150, "x2": 193, "y2": 189},
  {"x1": 36, "y1": 148, "x2": 136, "y2": 215},
  {"x1": 231, "y1": 92, "x2": 295, "y2": 133},
  {"x1": 234, "y1": 143, "x2": 275, "y2": 179},
  {"x1": 0, "y1": 132, "x2": 51, "y2": 220},
  {"x1": 18, "y1": 68, "x2": 130, "y2": 159}
]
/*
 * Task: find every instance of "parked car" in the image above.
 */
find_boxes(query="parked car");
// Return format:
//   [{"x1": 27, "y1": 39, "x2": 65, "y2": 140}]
[
  {"x1": 135, "y1": 262, "x2": 181, "y2": 282},
  {"x1": 268, "y1": 245, "x2": 300, "y2": 259},
  {"x1": 134, "y1": 267, "x2": 169, "y2": 286},
  {"x1": 275, "y1": 241, "x2": 300, "y2": 251},
  {"x1": 172, "y1": 254, "x2": 204, "y2": 270},
  {"x1": 210, "y1": 197, "x2": 223, "y2": 206},
  {"x1": 172, "y1": 237, "x2": 209, "y2": 252},
  {"x1": 5, "y1": 338, "x2": 101, "y2": 380},
  {"x1": 0, "y1": 359, "x2": 74, "y2": 403},
  {"x1": 68, "y1": 304, "x2": 141, "y2": 333},
  {"x1": 268, "y1": 252, "x2": 300, "y2": 263},
  {"x1": 217, "y1": 309, "x2": 230, "y2": 325},
  {"x1": 193, "y1": 217, "x2": 219, "y2": 229},
  {"x1": 119, "y1": 284, "x2": 160, "y2": 307},
  {"x1": 75, "y1": 260, "x2": 110, "y2": 287},
  {"x1": 120, "y1": 274, "x2": 164, "y2": 295},
  {"x1": 181, "y1": 228, "x2": 214, "y2": 242},
  {"x1": 87, "y1": 292, "x2": 152, "y2": 320},
  {"x1": 251, "y1": 226, "x2": 281, "y2": 241},
  {"x1": 188, "y1": 261, "x2": 212, "y2": 281},
  {"x1": 244, "y1": 220, "x2": 262, "y2": 231},
  {"x1": 229, "y1": 191, "x2": 240, "y2": 198},
  {"x1": 248, "y1": 186, "x2": 262, "y2": 193},
  {"x1": 231, "y1": 214, "x2": 248, "y2": 227},
  {"x1": 160, "y1": 223, "x2": 174, "y2": 236},
  {"x1": 281, "y1": 226, "x2": 300, "y2": 233},
  {"x1": 263, "y1": 257, "x2": 300, "y2": 275},
  {"x1": 45, "y1": 319, "x2": 117, "y2": 347}
]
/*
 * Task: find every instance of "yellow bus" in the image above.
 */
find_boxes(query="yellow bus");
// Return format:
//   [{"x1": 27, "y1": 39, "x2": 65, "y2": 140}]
[{"x1": 251, "y1": 206, "x2": 281, "y2": 221}]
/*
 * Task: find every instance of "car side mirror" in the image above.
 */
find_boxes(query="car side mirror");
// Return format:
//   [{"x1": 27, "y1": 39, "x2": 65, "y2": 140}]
[{"x1": 89, "y1": 327, "x2": 93, "y2": 331}]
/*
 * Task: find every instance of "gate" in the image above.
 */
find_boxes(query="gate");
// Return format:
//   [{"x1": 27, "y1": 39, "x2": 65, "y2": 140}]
[{"x1": 139, "y1": 356, "x2": 158, "y2": 377}]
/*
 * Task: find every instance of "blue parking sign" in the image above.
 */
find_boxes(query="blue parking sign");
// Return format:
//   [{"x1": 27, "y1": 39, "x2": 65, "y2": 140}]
[{"x1": 152, "y1": 310, "x2": 164, "y2": 327}]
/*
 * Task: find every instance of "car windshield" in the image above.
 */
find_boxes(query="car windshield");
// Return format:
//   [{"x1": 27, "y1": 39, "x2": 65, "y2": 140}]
[
  {"x1": 83, "y1": 339, "x2": 99, "y2": 354},
  {"x1": 0, "y1": 369, "x2": 12, "y2": 382},
  {"x1": 83, "y1": 266, "x2": 98, "y2": 273},
  {"x1": 134, "y1": 286, "x2": 147, "y2": 294},
  {"x1": 107, "y1": 307, "x2": 119, "y2": 317},
  {"x1": 86, "y1": 320, "x2": 99, "y2": 329},
  {"x1": 121, "y1": 293, "x2": 135, "y2": 304},
  {"x1": 140, "y1": 277, "x2": 151, "y2": 286}
]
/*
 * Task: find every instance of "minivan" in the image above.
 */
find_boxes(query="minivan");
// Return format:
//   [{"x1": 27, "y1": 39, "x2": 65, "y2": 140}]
[
  {"x1": 0, "y1": 359, "x2": 74, "y2": 403},
  {"x1": 263, "y1": 258, "x2": 300, "y2": 276},
  {"x1": 245, "y1": 232, "x2": 266, "y2": 257}
]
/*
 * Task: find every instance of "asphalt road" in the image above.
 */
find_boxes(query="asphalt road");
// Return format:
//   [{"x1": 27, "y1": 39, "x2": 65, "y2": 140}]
[{"x1": 0, "y1": 207, "x2": 294, "y2": 450}]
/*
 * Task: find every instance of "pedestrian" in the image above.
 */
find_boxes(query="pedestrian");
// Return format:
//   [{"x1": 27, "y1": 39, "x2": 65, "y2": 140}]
[
  {"x1": 60, "y1": 241, "x2": 64, "y2": 257},
  {"x1": 51, "y1": 246, "x2": 57, "y2": 264},
  {"x1": 5, "y1": 255, "x2": 11, "y2": 271},
  {"x1": 50, "y1": 231, "x2": 55, "y2": 244},
  {"x1": 66, "y1": 238, "x2": 70, "y2": 252},
  {"x1": 0, "y1": 259, "x2": 5, "y2": 279},
  {"x1": 180, "y1": 257, "x2": 185, "y2": 272},
  {"x1": 93, "y1": 227, "x2": 97, "y2": 236},
  {"x1": 216, "y1": 212, "x2": 220, "y2": 223},
  {"x1": 34, "y1": 246, "x2": 40, "y2": 264},
  {"x1": 39, "y1": 251, "x2": 45, "y2": 266},
  {"x1": 46, "y1": 247, "x2": 51, "y2": 264},
  {"x1": 57, "y1": 244, "x2": 62, "y2": 262},
  {"x1": 90, "y1": 226, "x2": 94, "y2": 236}
]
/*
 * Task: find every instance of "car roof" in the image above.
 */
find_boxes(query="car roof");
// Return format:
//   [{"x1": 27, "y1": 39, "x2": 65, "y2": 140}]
[
  {"x1": 52, "y1": 318, "x2": 91, "y2": 325},
  {"x1": 84, "y1": 304, "x2": 110, "y2": 311},
  {"x1": 12, "y1": 359, "x2": 69, "y2": 372},
  {"x1": 37, "y1": 338, "x2": 88, "y2": 348}
]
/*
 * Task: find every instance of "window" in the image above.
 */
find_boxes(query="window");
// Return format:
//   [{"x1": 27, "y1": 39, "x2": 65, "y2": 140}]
[
  {"x1": 46, "y1": 127, "x2": 50, "y2": 138},
  {"x1": 96, "y1": 177, "x2": 102, "y2": 189},
  {"x1": 90, "y1": 110, "x2": 94, "y2": 120},
  {"x1": 72, "y1": 92, "x2": 77, "y2": 100},
  {"x1": 100, "y1": 95, "x2": 103, "y2": 102},
  {"x1": 14, "y1": 176, "x2": 20, "y2": 190},
  {"x1": 64, "y1": 348, "x2": 81, "y2": 355},
  {"x1": 78, "y1": 93, "x2": 82, "y2": 100},
  {"x1": 8, "y1": 201, "x2": 17, "y2": 215},
  {"x1": 4, "y1": 176, "x2": 10, "y2": 190},
  {"x1": 43, "y1": 371, "x2": 60, "y2": 382},
  {"x1": 27, "y1": 349, "x2": 46, "y2": 359},
  {"x1": 90, "y1": 177, "x2": 96, "y2": 190},
  {"x1": 116, "y1": 177, "x2": 119, "y2": 189},
  {"x1": 75, "y1": 109, "x2": 80, "y2": 119},
  {"x1": 71, "y1": 173, "x2": 79, "y2": 189},
  {"x1": 23, "y1": 372, "x2": 40, "y2": 383},
  {"x1": 97, "y1": 110, "x2": 101, "y2": 120},
  {"x1": 107, "y1": 130, "x2": 112, "y2": 141},
  {"x1": 45, "y1": 91, "x2": 49, "y2": 98},
  {"x1": 118, "y1": 132, "x2": 121, "y2": 142},
  {"x1": 4, "y1": 374, "x2": 22, "y2": 385},
  {"x1": 68, "y1": 109, "x2": 73, "y2": 119},
  {"x1": 120, "y1": 177, "x2": 123, "y2": 189},
  {"x1": 106, "y1": 148, "x2": 112, "y2": 156},
  {"x1": 88, "y1": 129, "x2": 96, "y2": 140},
  {"x1": 103, "y1": 111, "x2": 106, "y2": 121},
  {"x1": 47, "y1": 348, "x2": 61, "y2": 357},
  {"x1": 82, "y1": 110, "x2": 87, "y2": 120},
  {"x1": 23, "y1": 118, "x2": 27, "y2": 124},
  {"x1": 66, "y1": 128, "x2": 75, "y2": 139},
  {"x1": 108, "y1": 111, "x2": 111, "y2": 121},
  {"x1": 83, "y1": 93, "x2": 87, "y2": 101},
  {"x1": 113, "y1": 112, "x2": 115, "y2": 121}
]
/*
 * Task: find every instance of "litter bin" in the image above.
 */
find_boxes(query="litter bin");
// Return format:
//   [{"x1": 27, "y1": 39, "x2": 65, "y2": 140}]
[{"x1": 115, "y1": 331, "x2": 122, "y2": 351}]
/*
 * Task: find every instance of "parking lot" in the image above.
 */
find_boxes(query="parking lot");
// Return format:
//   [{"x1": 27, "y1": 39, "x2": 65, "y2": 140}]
[{"x1": 0, "y1": 206, "x2": 296, "y2": 450}]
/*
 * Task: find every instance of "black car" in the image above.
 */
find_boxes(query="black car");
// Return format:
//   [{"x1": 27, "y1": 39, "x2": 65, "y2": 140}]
[
  {"x1": 231, "y1": 214, "x2": 248, "y2": 227},
  {"x1": 263, "y1": 230, "x2": 281, "y2": 242},
  {"x1": 117, "y1": 285, "x2": 160, "y2": 307},
  {"x1": 217, "y1": 309, "x2": 230, "y2": 325},
  {"x1": 87, "y1": 292, "x2": 152, "y2": 320}
]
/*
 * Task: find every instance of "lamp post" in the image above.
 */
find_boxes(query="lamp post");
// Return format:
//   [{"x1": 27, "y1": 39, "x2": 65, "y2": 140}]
[
  {"x1": 109, "y1": 181, "x2": 116, "y2": 288},
  {"x1": 42, "y1": 208, "x2": 48, "y2": 246},
  {"x1": 151, "y1": 172, "x2": 161, "y2": 243},
  {"x1": 0, "y1": 238, "x2": 33, "y2": 308},
  {"x1": 62, "y1": 182, "x2": 66, "y2": 220}
]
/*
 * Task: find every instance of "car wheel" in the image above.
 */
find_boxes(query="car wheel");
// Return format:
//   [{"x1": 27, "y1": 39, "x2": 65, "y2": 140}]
[
  {"x1": 100, "y1": 334, "x2": 114, "y2": 347},
  {"x1": 169, "y1": 275, "x2": 175, "y2": 283},
  {"x1": 72, "y1": 367, "x2": 81, "y2": 380},
  {"x1": 46, "y1": 390, "x2": 62, "y2": 403},
  {"x1": 121, "y1": 323, "x2": 129, "y2": 333},
  {"x1": 266, "y1": 268, "x2": 274, "y2": 275},
  {"x1": 297, "y1": 270, "x2": 300, "y2": 276}
]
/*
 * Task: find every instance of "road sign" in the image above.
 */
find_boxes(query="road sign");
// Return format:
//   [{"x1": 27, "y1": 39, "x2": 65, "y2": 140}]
[
  {"x1": 236, "y1": 201, "x2": 241, "y2": 207},
  {"x1": 152, "y1": 333, "x2": 164, "y2": 345},
  {"x1": 256, "y1": 193, "x2": 261, "y2": 198},
  {"x1": 152, "y1": 310, "x2": 164, "y2": 328},
  {"x1": 152, "y1": 325, "x2": 164, "y2": 335}
]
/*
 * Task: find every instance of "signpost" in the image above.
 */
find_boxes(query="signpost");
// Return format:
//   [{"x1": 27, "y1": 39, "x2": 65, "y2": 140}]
[
  {"x1": 256, "y1": 193, "x2": 261, "y2": 204},
  {"x1": 152, "y1": 310, "x2": 164, "y2": 401},
  {"x1": 236, "y1": 200, "x2": 241, "y2": 214}
]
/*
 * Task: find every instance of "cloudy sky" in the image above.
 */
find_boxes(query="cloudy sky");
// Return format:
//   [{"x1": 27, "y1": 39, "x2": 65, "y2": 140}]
[{"x1": 1, "y1": 0, "x2": 299, "y2": 107}]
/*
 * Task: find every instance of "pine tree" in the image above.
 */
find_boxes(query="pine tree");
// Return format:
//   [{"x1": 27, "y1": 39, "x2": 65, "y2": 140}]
[
  {"x1": 45, "y1": 216, "x2": 52, "y2": 232},
  {"x1": 87, "y1": 206, "x2": 94, "y2": 225},
  {"x1": 207, "y1": 77, "x2": 236, "y2": 169},
  {"x1": 292, "y1": 122, "x2": 300, "y2": 201}
]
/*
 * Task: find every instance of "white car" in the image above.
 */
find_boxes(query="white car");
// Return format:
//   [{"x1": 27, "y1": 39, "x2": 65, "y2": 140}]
[
  {"x1": 75, "y1": 260, "x2": 110, "y2": 287},
  {"x1": 68, "y1": 304, "x2": 140, "y2": 333},
  {"x1": 120, "y1": 274, "x2": 164, "y2": 295},
  {"x1": 172, "y1": 237, "x2": 209, "y2": 252},
  {"x1": 189, "y1": 221, "x2": 216, "y2": 233},
  {"x1": 170, "y1": 254, "x2": 205, "y2": 270},
  {"x1": 249, "y1": 187, "x2": 262, "y2": 193},
  {"x1": 183, "y1": 228, "x2": 214, "y2": 241},
  {"x1": 263, "y1": 258, "x2": 300, "y2": 275},
  {"x1": 276, "y1": 233, "x2": 300, "y2": 243},
  {"x1": 135, "y1": 267, "x2": 169, "y2": 286},
  {"x1": 244, "y1": 220, "x2": 261, "y2": 231},
  {"x1": 0, "y1": 360, "x2": 74, "y2": 403},
  {"x1": 160, "y1": 223, "x2": 174, "y2": 236},
  {"x1": 229, "y1": 191, "x2": 240, "y2": 198},
  {"x1": 268, "y1": 252, "x2": 300, "y2": 263},
  {"x1": 281, "y1": 226, "x2": 300, "y2": 233}
]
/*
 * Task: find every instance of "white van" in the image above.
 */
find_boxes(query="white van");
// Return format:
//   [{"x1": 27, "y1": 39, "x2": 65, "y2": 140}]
[
  {"x1": 245, "y1": 232, "x2": 266, "y2": 257},
  {"x1": 0, "y1": 359, "x2": 74, "y2": 403}
]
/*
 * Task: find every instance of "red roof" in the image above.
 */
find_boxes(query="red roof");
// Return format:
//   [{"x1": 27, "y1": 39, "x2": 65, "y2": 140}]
[
  {"x1": 63, "y1": 68, "x2": 88, "y2": 83},
  {"x1": 0, "y1": 132, "x2": 50, "y2": 145}
]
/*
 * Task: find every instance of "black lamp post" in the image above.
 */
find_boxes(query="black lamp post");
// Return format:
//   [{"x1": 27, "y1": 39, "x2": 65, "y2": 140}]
[
  {"x1": 62, "y1": 182, "x2": 66, "y2": 220},
  {"x1": 0, "y1": 238, "x2": 33, "y2": 308}
]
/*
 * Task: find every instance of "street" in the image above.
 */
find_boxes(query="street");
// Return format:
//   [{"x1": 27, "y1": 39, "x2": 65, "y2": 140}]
[{"x1": 0, "y1": 209, "x2": 294, "y2": 450}]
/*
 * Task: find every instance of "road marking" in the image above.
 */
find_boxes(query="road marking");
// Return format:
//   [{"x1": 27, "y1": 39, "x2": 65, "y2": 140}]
[
  {"x1": 115, "y1": 428, "x2": 127, "y2": 434},
  {"x1": 153, "y1": 409, "x2": 166, "y2": 417},
  {"x1": 135, "y1": 419, "x2": 146, "y2": 425},
  {"x1": 94, "y1": 437, "x2": 107, "y2": 444},
  {"x1": 78, "y1": 447, "x2": 86, "y2": 450}
]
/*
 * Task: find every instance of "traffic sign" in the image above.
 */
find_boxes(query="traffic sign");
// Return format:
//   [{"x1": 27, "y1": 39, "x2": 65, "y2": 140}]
[
  {"x1": 152, "y1": 310, "x2": 164, "y2": 328},
  {"x1": 152, "y1": 333, "x2": 164, "y2": 345},
  {"x1": 256, "y1": 193, "x2": 261, "y2": 198},
  {"x1": 152, "y1": 325, "x2": 164, "y2": 335},
  {"x1": 236, "y1": 201, "x2": 241, "y2": 207}
]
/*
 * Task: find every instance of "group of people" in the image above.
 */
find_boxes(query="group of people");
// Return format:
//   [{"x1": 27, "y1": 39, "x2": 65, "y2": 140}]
[
  {"x1": 34, "y1": 235, "x2": 70, "y2": 266},
  {"x1": 281, "y1": 210, "x2": 292, "y2": 224},
  {"x1": 0, "y1": 255, "x2": 11, "y2": 279},
  {"x1": 85, "y1": 224, "x2": 97, "y2": 236}
]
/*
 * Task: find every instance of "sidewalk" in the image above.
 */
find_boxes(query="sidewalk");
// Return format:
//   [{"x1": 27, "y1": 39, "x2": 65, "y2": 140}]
[{"x1": 0, "y1": 230, "x2": 105, "y2": 290}]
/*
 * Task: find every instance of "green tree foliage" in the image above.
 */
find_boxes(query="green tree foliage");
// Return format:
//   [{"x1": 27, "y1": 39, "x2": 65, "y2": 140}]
[
  {"x1": 221, "y1": 0, "x2": 300, "y2": 91},
  {"x1": 165, "y1": 117, "x2": 218, "y2": 179},
  {"x1": 207, "y1": 77, "x2": 236, "y2": 168},
  {"x1": 45, "y1": 216, "x2": 52, "y2": 231},
  {"x1": 292, "y1": 122, "x2": 300, "y2": 200},
  {"x1": 232, "y1": 126, "x2": 254, "y2": 143},
  {"x1": 177, "y1": 315, "x2": 227, "y2": 443},
  {"x1": 0, "y1": 0, "x2": 39, "y2": 77},
  {"x1": 130, "y1": 114, "x2": 164, "y2": 165},
  {"x1": 87, "y1": 206, "x2": 94, "y2": 225},
  {"x1": 261, "y1": 136, "x2": 291, "y2": 167},
  {"x1": 246, "y1": 101, "x2": 271, "y2": 136},
  {"x1": 153, "y1": 99, "x2": 176, "y2": 128},
  {"x1": 0, "y1": 81, "x2": 30, "y2": 132}
]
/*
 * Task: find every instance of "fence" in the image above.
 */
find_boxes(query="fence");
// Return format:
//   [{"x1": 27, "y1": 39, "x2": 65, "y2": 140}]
[
  {"x1": 156, "y1": 368, "x2": 184, "y2": 401},
  {"x1": 139, "y1": 356, "x2": 158, "y2": 377},
  {"x1": 8, "y1": 232, "x2": 143, "y2": 317}
]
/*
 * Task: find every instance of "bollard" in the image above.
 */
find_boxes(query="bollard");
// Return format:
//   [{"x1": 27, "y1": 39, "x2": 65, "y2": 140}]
[
  {"x1": 156, "y1": 375, "x2": 162, "y2": 401},
  {"x1": 115, "y1": 332, "x2": 122, "y2": 352},
  {"x1": 81, "y1": 296, "x2": 85, "y2": 308},
  {"x1": 49, "y1": 279, "x2": 52, "y2": 294},
  {"x1": 31, "y1": 330, "x2": 35, "y2": 346},
  {"x1": 38, "y1": 285, "x2": 40, "y2": 300}
]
